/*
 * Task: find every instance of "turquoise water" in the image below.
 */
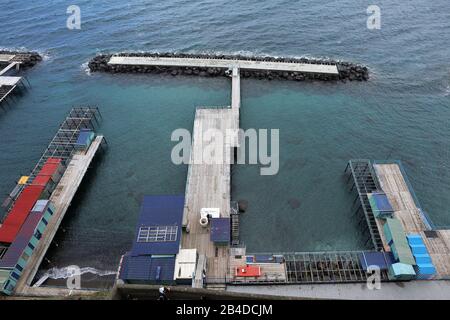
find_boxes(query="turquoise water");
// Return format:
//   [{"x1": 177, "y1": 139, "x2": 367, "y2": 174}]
[{"x1": 1, "y1": 1, "x2": 450, "y2": 277}]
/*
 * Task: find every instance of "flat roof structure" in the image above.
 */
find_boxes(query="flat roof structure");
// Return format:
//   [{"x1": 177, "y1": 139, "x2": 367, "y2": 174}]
[
  {"x1": 119, "y1": 255, "x2": 176, "y2": 283},
  {"x1": 109, "y1": 56, "x2": 339, "y2": 75},
  {"x1": 131, "y1": 195, "x2": 184, "y2": 256}
]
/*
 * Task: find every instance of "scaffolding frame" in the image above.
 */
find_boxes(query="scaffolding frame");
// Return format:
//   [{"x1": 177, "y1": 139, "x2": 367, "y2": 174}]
[
  {"x1": 284, "y1": 251, "x2": 387, "y2": 283},
  {"x1": 345, "y1": 159, "x2": 384, "y2": 251},
  {"x1": 2, "y1": 107, "x2": 103, "y2": 213}
]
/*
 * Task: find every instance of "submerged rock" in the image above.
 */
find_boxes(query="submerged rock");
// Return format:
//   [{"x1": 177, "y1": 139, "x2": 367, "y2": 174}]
[
  {"x1": 238, "y1": 200, "x2": 248, "y2": 213},
  {"x1": 288, "y1": 198, "x2": 301, "y2": 209}
]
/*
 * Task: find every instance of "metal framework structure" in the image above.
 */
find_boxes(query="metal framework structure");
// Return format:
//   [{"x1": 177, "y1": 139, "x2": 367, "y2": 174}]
[
  {"x1": 137, "y1": 225, "x2": 178, "y2": 242},
  {"x1": 1, "y1": 107, "x2": 103, "y2": 212},
  {"x1": 345, "y1": 159, "x2": 384, "y2": 251},
  {"x1": 284, "y1": 251, "x2": 387, "y2": 283}
]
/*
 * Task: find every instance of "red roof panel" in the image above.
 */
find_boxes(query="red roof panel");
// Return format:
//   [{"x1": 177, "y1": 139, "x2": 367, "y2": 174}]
[{"x1": 0, "y1": 185, "x2": 44, "y2": 243}]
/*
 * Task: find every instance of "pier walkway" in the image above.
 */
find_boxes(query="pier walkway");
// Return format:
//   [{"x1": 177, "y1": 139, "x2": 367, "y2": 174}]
[
  {"x1": 14, "y1": 136, "x2": 104, "y2": 295},
  {"x1": 181, "y1": 68, "x2": 240, "y2": 285},
  {"x1": 109, "y1": 56, "x2": 339, "y2": 75}
]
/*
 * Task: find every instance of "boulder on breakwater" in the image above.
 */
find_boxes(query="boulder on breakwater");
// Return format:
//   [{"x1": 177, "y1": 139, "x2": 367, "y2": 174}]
[{"x1": 88, "y1": 52, "x2": 369, "y2": 82}]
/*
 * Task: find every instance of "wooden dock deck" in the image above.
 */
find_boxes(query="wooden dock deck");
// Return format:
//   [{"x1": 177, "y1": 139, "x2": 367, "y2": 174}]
[
  {"x1": 181, "y1": 69, "x2": 240, "y2": 284},
  {"x1": 109, "y1": 56, "x2": 339, "y2": 75},
  {"x1": 374, "y1": 163, "x2": 450, "y2": 278},
  {"x1": 14, "y1": 136, "x2": 104, "y2": 295},
  {"x1": 181, "y1": 108, "x2": 235, "y2": 283},
  {"x1": 374, "y1": 164, "x2": 427, "y2": 233}
]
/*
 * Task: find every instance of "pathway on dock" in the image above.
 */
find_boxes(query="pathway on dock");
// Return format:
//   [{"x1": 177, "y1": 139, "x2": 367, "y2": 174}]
[
  {"x1": 227, "y1": 280, "x2": 450, "y2": 300},
  {"x1": 109, "y1": 56, "x2": 339, "y2": 74},
  {"x1": 14, "y1": 136, "x2": 104, "y2": 295},
  {"x1": 181, "y1": 68, "x2": 240, "y2": 284}
]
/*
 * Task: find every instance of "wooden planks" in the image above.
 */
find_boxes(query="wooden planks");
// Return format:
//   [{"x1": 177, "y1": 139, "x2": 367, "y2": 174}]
[
  {"x1": 374, "y1": 164, "x2": 426, "y2": 233},
  {"x1": 181, "y1": 68, "x2": 241, "y2": 283},
  {"x1": 420, "y1": 230, "x2": 450, "y2": 277},
  {"x1": 181, "y1": 108, "x2": 234, "y2": 281}
]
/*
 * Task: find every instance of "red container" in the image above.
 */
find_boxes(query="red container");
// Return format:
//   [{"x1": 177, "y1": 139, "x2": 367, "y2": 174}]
[{"x1": 235, "y1": 265, "x2": 261, "y2": 277}]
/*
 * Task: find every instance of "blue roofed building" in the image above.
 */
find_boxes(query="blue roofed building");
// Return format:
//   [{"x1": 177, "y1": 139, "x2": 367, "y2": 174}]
[{"x1": 119, "y1": 195, "x2": 185, "y2": 284}]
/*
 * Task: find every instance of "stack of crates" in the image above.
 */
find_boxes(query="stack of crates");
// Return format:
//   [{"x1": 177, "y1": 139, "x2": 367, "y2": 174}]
[{"x1": 407, "y1": 234, "x2": 436, "y2": 280}]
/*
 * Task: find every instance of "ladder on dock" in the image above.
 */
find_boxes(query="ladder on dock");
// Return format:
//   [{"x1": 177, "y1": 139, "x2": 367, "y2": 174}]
[{"x1": 230, "y1": 201, "x2": 240, "y2": 246}]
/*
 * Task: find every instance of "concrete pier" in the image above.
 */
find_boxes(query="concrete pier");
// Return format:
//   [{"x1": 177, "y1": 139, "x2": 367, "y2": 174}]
[
  {"x1": 109, "y1": 56, "x2": 339, "y2": 74},
  {"x1": 89, "y1": 52, "x2": 369, "y2": 81}
]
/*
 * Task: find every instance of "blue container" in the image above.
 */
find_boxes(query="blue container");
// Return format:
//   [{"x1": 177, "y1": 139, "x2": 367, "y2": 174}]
[{"x1": 410, "y1": 244, "x2": 428, "y2": 255}]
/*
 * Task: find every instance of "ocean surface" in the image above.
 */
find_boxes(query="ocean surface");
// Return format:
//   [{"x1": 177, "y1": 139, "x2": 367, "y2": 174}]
[{"x1": 1, "y1": 0, "x2": 450, "y2": 287}]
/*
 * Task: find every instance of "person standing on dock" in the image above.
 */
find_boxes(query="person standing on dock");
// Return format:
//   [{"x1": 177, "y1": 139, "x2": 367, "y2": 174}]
[{"x1": 158, "y1": 286, "x2": 170, "y2": 301}]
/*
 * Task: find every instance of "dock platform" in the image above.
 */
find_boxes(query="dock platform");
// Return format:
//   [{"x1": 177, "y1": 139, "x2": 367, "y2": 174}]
[
  {"x1": 180, "y1": 68, "x2": 240, "y2": 285},
  {"x1": 374, "y1": 163, "x2": 450, "y2": 278},
  {"x1": 0, "y1": 51, "x2": 40, "y2": 107}
]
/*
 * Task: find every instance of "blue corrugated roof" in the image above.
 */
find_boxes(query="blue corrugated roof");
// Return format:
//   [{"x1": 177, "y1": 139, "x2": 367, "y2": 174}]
[
  {"x1": 76, "y1": 130, "x2": 94, "y2": 145},
  {"x1": 130, "y1": 195, "x2": 184, "y2": 256},
  {"x1": 119, "y1": 253, "x2": 175, "y2": 282},
  {"x1": 359, "y1": 251, "x2": 395, "y2": 271},
  {"x1": 210, "y1": 218, "x2": 230, "y2": 243},
  {"x1": 0, "y1": 211, "x2": 43, "y2": 268}
]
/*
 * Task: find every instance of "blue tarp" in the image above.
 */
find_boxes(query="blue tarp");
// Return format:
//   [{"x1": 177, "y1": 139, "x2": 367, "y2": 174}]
[
  {"x1": 130, "y1": 195, "x2": 184, "y2": 256},
  {"x1": 210, "y1": 218, "x2": 230, "y2": 243}
]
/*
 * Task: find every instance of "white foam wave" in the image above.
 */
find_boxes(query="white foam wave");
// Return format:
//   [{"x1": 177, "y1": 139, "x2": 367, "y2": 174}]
[
  {"x1": 81, "y1": 61, "x2": 91, "y2": 76},
  {"x1": 38, "y1": 266, "x2": 117, "y2": 281},
  {"x1": 444, "y1": 85, "x2": 450, "y2": 96}
]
